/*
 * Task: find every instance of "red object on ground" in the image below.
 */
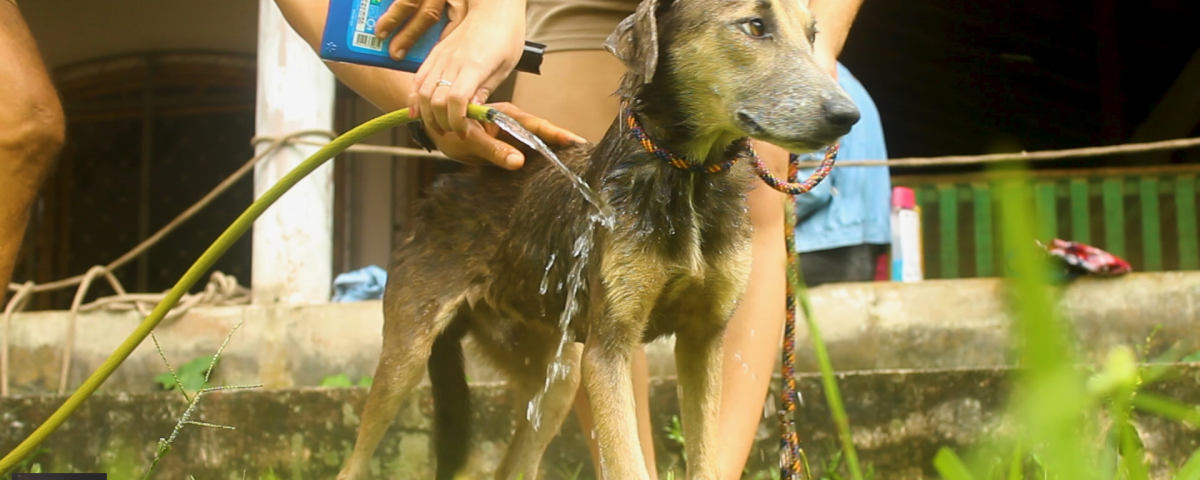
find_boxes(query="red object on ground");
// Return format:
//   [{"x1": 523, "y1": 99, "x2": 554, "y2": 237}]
[
  {"x1": 874, "y1": 252, "x2": 890, "y2": 281},
  {"x1": 1041, "y1": 238, "x2": 1132, "y2": 276}
]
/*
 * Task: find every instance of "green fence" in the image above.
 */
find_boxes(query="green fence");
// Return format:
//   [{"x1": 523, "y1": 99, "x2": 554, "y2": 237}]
[{"x1": 892, "y1": 164, "x2": 1200, "y2": 279}]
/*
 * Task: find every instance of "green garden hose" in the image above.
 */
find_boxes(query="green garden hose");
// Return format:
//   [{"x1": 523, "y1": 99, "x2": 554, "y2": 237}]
[{"x1": 0, "y1": 104, "x2": 497, "y2": 474}]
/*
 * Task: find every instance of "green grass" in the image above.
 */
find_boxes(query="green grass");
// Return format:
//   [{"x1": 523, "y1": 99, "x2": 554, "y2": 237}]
[{"x1": 793, "y1": 164, "x2": 1200, "y2": 480}]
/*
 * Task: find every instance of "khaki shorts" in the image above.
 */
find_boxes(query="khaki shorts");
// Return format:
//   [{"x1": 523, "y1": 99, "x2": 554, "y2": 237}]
[{"x1": 526, "y1": 0, "x2": 639, "y2": 53}]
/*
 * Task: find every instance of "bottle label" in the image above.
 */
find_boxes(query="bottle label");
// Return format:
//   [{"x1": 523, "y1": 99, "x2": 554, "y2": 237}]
[{"x1": 321, "y1": 0, "x2": 449, "y2": 73}]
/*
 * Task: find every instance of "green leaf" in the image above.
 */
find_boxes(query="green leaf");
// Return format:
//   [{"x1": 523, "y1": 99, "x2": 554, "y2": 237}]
[
  {"x1": 1132, "y1": 392, "x2": 1200, "y2": 426},
  {"x1": 1007, "y1": 442, "x2": 1024, "y2": 480},
  {"x1": 933, "y1": 448, "x2": 976, "y2": 480},
  {"x1": 1174, "y1": 447, "x2": 1200, "y2": 480},
  {"x1": 357, "y1": 375, "x2": 373, "y2": 387},
  {"x1": 156, "y1": 355, "x2": 216, "y2": 392},
  {"x1": 321, "y1": 374, "x2": 354, "y2": 388}
]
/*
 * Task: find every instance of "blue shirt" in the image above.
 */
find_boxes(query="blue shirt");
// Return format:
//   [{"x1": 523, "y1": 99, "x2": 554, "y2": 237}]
[{"x1": 793, "y1": 62, "x2": 892, "y2": 253}]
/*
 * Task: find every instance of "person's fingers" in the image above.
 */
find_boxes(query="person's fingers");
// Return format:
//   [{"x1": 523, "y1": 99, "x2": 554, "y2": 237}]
[
  {"x1": 375, "y1": 0, "x2": 422, "y2": 38},
  {"x1": 445, "y1": 64, "x2": 487, "y2": 133},
  {"x1": 489, "y1": 102, "x2": 588, "y2": 145},
  {"x1": 431, "y1": 121, "x2": 525, "y2": 170},
  {"x1": 389, "y1": 0, "x2": 447, "y2": 61},
  {"x1": 410, "y1": 24, "x2": 455, "y2": 116},
  {"x1": 428, "y1": 63, "x2": 461, "y2": 134},
  {"x1": 442, "y1": 0, "x2": 466, "y2": 38},
  {"x1": 415, "y1": 55, "x2": 450, "y2": 136},
  {"x1": 465, "y1": 123, "x2": 525, "y2": 170}
]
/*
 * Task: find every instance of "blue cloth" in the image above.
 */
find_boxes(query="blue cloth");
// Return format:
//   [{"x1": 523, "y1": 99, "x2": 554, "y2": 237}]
[
  {"x1": 332, "y1": 265, "x2": 389, "y2": 302},
  {"x1": 793, "y1": 62, "x2": 892, "y2": 253}
]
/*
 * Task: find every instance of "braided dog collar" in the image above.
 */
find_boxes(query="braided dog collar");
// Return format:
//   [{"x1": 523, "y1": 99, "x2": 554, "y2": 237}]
[{"x1": 622, "y1": 103, "x2": 750, "y2": 174}]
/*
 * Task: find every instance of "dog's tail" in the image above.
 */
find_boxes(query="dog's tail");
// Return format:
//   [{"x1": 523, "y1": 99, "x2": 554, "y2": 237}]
[{"x1": 429, "y1": 318, "x2": 471, "y2": 480}]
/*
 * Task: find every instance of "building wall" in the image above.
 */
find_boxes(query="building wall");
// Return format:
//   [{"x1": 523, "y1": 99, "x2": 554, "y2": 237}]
[{"x1": 20, "y1": 0, "x2": 258, "y2": 68}]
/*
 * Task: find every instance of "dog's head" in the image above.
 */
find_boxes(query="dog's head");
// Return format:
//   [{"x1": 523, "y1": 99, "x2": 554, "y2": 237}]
[{"x1": 605, "y1": 0, "x2": 860, "y2": 154}]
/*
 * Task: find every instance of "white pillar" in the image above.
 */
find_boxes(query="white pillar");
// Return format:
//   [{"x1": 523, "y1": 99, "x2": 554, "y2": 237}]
[{"x1": 252, "y1": 0, "x2": 336, "y2": 305}]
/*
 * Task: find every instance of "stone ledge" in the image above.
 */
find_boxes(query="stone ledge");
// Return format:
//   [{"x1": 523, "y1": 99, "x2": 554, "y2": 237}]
[
  {"x1": 4, "y1": 272, "x2": 1199, "y2": 394},
  {"x1": 4, "y1": 366, "x2": 1200, "y2": 479}
]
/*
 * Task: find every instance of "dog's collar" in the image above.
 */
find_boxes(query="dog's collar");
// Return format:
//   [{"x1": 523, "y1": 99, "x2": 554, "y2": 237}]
[{"x1": 621, "y1": 103, "x2": 752, "y2": 174}]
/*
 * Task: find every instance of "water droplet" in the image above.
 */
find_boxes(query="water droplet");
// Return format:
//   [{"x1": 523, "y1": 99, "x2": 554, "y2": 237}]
[{"x1": 539, "y1": 253, "x2": 557, "y2": 295}]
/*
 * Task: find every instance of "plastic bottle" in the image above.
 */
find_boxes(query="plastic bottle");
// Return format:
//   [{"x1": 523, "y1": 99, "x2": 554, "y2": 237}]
[
  {"x1": 890, "y1": 186, "x2": 924, "y2": 282},
  {"x1": 319, "y1": 0, "x2": 545, "y2": 74}
]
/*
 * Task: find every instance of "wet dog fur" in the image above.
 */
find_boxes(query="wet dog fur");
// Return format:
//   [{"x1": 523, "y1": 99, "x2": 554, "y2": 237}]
[{"x1": 336, "y1": 0, "x2": 859, "y2": 478}]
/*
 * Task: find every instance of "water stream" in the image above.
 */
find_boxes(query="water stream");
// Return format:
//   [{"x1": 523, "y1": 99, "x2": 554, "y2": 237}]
[{"x1": 488, "y1": 111, "x2": 615, "y2": 431}]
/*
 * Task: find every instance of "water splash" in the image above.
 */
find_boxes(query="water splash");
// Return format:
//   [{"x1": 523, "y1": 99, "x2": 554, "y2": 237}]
[
  {"x1": 489, "y1": 111, "x2": 615, "y2": 221},
  {"x1": 526, "y1": 219, "x2": 597, "y2": 430},
  {"x1": 487, "y1": 109, "x2": 616, "y2": 431},
  {"x1": 539, "y1": 253, "x2": 557, "y2": 295}
]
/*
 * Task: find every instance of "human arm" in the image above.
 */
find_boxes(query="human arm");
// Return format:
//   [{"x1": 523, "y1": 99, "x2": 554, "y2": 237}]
[
  {"x1": 793, "y1": 162, "x2": 835, "y2": 221},
  {"x1": 273, "y1": 0, "x2": 583, "y2": 169},
  {"x1": 807, "y1": 0, "x2": 865, "y2": 78},
  {"x1": 1, "y1": 0, "x2": 65, "y2": 291},
  {"x1": 366, "y1": 0, "x2": 528, "y2": 135}
]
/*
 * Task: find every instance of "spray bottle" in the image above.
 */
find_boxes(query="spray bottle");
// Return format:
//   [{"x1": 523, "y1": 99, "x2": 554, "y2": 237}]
[
  {"x1": 890, "y1": 186, "x2": 924, "y2": 282},
  {"x1": 320, "y1": 0, "x2": 546, "y2": 75}
]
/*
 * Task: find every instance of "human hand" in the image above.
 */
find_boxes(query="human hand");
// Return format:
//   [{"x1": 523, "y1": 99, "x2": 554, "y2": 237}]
[
  {"x1": 408, "y1": 0, "x2": 526, "y2": 136},
  {"x1": 374, "y1": 0, "x2": 466, "y2": 61},
  {"x1": 424, "y1": 102, "x2": 587, "y2": 170}
]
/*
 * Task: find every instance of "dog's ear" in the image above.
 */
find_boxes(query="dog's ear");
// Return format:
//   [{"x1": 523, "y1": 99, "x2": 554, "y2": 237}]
[{"x1": 604, "y1": 0, "x2": 660, "y2": 83}]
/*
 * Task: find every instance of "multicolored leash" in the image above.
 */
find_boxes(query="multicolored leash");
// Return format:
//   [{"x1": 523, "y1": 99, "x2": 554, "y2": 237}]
[
  {"x1": 753, "y1": 146, "x2": 838, "y2": 480},
  {"x1": 624, "y1": 103, "x2": 839, "y2": 480}
]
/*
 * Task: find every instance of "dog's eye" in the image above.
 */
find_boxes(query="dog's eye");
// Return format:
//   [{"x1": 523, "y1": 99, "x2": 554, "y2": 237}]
[{"x1": 739, "y1": 18, "x2": 768, "y2": 38}]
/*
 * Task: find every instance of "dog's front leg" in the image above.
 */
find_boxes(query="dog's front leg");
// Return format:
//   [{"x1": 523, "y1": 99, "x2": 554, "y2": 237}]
[
  {"x1": 496, "y1": 342, "x2": 584, "y2": 480},
  {"x1": 674, "y1": 322, "x2": 726, "y2": 480},
  {"x1": 582, "y1": 328, "x2": 651, "y2": 480}
]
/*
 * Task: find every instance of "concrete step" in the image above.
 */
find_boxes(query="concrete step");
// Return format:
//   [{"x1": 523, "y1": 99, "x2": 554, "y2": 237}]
[
  {"x1": 4, "y1": 365, "x2": 1200, "y2": 479},
  {"x1": 5, "y1": 272, "x2": 1199, "y2": 395}
]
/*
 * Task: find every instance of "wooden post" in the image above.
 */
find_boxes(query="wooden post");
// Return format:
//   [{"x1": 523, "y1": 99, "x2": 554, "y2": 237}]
[{"x1": 252, "y1": 0, "x2": 336, "y2": 305}]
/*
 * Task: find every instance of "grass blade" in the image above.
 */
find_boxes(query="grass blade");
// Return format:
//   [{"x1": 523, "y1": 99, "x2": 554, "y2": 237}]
[{"x1": 933, "y1": 448, "x2": 977, "y2": 480}]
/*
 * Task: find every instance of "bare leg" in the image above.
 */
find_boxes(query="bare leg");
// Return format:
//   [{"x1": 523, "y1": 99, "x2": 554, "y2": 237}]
[
  {"x1": 716, "y1": 141, "x2": 790, "y2": 480},
  {"x1": 0, "y1": 1, "x2": 65, "y2": 293},
  {"x1": 513, "y1": 51, "x2": 661, "y2": 479}
]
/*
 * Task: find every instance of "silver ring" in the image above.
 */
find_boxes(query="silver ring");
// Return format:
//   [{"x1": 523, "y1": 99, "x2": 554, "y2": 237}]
[{"x1": 436, "y1": 79, "x2": 453, "y2": 87}]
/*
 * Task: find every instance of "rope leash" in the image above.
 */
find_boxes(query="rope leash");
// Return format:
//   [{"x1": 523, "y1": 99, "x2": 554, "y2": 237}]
[
  {"x1": 625, "y1": 104, "x2": 835, "y2": 478},
  {"x1": 772, "y1": 146, "x2": 838, "y2": 480}
]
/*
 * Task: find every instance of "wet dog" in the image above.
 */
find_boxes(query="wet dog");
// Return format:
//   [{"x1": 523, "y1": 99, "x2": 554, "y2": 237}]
[{"x1": 336, "y1": 0, "x2": 858, "y2": 477}]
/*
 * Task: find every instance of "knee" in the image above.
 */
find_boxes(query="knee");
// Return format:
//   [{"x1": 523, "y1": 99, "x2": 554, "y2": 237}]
[{"x1": 2, "y1": 86, "x2": 66, "y2": 174}]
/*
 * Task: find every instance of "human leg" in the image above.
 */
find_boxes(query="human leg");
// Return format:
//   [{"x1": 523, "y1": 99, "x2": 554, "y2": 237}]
[
  {"x1": 716, "y1": 141, "x2": 790, "y2": 480},
  {"x1": 0, "y1": 1, "x2": 65, "y2": 294}
]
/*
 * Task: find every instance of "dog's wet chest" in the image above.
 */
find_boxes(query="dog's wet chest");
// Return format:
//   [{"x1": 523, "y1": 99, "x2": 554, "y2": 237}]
[{"x1": 613, "y1": 169, "x2": 753, "y2": 283}]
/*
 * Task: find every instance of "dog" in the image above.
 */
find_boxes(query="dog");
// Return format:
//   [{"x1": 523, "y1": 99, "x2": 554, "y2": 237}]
[{"x1": 336, "y1": 0, "x2": 859, "y2": 477}]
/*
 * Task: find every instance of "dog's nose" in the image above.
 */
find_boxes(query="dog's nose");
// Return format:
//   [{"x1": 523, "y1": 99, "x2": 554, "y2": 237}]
[{"x1": 822, "y1": 98, "x2": 861, "y2": 131}]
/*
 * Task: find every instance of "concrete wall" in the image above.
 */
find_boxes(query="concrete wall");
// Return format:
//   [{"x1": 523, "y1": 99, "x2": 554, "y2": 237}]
[
  {"x1": 5, "y1": 367, "x2": 1200, "y2": 479},
  {"x1": 5, "y1": 272, "x2": 1199, "y2": 395},
  {"x1": 20, "y1": 0, "x2": 258, "y2": 69}
]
